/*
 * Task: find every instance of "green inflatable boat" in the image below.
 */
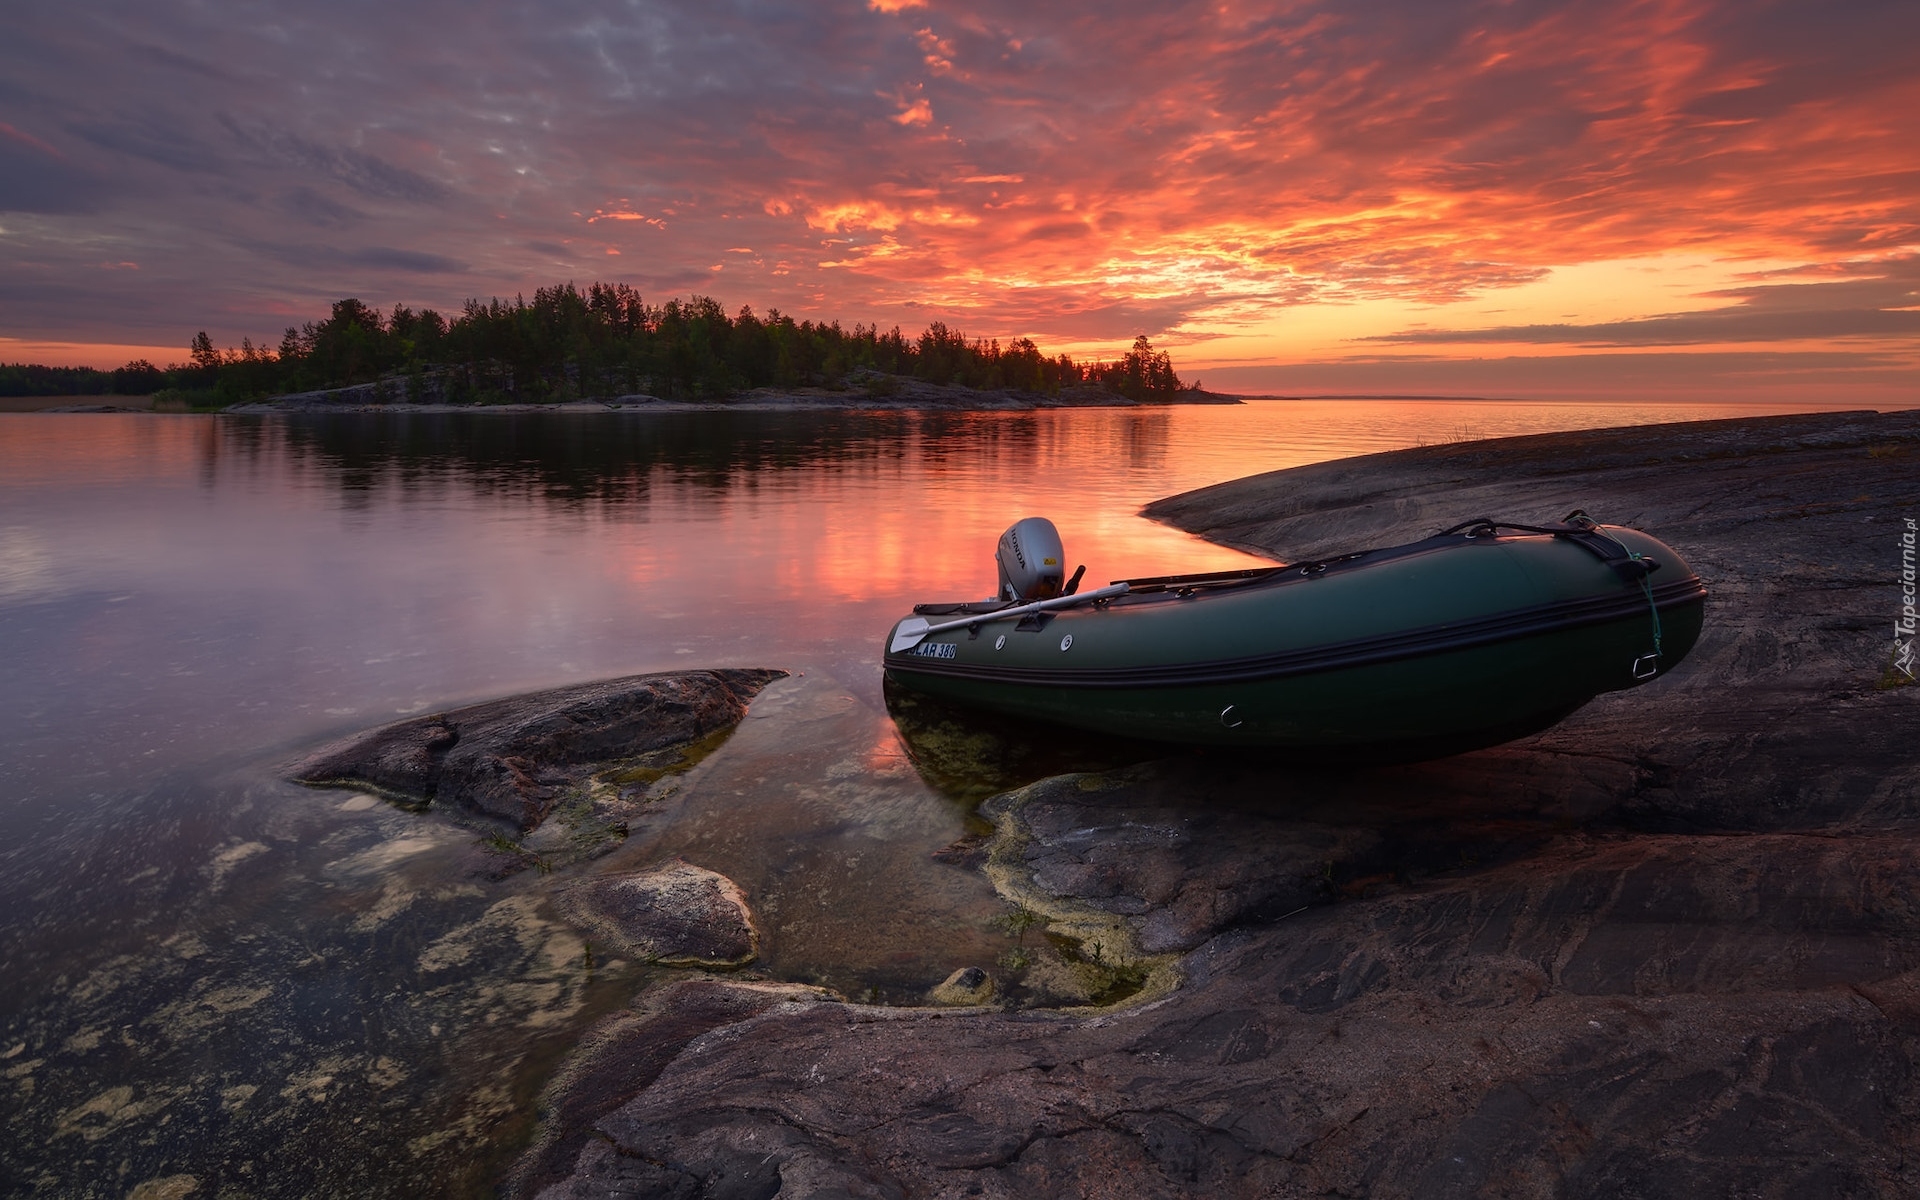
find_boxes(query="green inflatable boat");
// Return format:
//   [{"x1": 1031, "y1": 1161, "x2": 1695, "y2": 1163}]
[{"x1": 883, "y1": 513, "x2": 1706, "y2": 759}]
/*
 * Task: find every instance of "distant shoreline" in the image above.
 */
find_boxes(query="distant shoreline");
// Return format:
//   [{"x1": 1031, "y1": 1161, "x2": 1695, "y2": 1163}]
[
  {"x1": 233, "y1": 377, "x2": 1247, "y2": 413},
  {"x1": 10, "y1": 391, "x2": 1911, "y2": 415},
  {"x1": 3, "y1": 383, "x2": 1245, "y2": 414},
  {"x1": 0, "y1": 394, "x2": 156, "y2": 413}
]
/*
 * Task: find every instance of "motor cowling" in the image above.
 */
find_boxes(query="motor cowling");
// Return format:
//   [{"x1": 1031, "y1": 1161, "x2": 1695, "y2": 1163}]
[{"x1": 996, "y1": 517, "x2": 1066, "y2": 601}]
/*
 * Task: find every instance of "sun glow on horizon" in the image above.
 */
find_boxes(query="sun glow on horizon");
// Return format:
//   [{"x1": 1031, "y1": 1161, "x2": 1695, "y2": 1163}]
[
  {"x1": 0, "y1": 338, "x2": 192, "y2": 371},
  {"x1": 0, "y1": 0, "x2": 1914, "y2": 397}
]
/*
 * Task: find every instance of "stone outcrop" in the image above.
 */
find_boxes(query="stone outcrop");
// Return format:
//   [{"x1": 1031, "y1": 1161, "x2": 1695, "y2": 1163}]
[
  {"x1": 525, "y1": 410, "x2": 1920, "y2": 1197},
  {"x1": 291, "y1": 669, "x2": 786, "y2": 831}
]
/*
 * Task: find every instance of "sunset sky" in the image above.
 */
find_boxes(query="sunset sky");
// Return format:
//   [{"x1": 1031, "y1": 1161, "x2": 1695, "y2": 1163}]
[{"x1": 2, "y1": 0, "x2": 1916, "y2": 399}]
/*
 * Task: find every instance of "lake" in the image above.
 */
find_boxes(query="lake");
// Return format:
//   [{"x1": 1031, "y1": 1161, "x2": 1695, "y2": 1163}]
[{"x1": 0, "y1": 395, "x2": 1888, "y2": 1195}]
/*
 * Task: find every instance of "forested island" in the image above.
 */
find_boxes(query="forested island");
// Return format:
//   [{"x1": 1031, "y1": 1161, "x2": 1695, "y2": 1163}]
[{"x1": 4, "y1": 284, "x2": 1195, "y2": 408}]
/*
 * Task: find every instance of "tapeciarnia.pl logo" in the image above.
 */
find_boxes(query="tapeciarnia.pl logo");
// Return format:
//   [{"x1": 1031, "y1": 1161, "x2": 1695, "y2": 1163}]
[{"x1": 1897, "y1": 517, "x2": 1917, "y2": 680}]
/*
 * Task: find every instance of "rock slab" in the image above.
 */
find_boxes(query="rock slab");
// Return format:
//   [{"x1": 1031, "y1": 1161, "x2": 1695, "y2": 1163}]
[
  {"x1": 525, "y1": 411, "x2": 1920, "y2": 1198},
  {"x1": 291, "y1": 668, "x2": 786, "y2": 830}
]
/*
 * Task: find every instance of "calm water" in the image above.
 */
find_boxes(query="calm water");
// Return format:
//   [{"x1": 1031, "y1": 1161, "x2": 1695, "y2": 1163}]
[{"x1": 0, "y1": 396, "x2": 1888, "y2": 1196}]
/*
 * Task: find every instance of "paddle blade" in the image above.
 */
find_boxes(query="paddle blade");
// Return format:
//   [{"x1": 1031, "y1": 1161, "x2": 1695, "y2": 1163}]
[{"x1": 888, "y1": 617, "x2": 931, "y2": 653}]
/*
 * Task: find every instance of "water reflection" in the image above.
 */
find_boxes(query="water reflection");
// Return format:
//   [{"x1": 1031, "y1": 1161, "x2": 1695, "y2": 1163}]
[
  {"x1": 883, "y1": 675, "x2": 1157, "y2": 805},
  {"x1": 265, "y1": 409, "x2": 1090, "y2": 508},
  {"x1": 0, "y1": 397, "x2": 1889, "y2": 1196}
]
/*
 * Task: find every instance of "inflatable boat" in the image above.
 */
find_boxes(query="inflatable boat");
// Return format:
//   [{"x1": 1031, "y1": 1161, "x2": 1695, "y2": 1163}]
[{"x1": 882, "y1": 514, "x2": 1706, "y2": 758}]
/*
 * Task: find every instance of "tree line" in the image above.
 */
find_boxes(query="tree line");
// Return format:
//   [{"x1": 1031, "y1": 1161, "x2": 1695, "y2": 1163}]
[
  {"x1": 0, "y1": 360, "x2": 171, "y2": 398},
  {"x1": 4, "y1": 283, "x2": 1189, "y2": 405}
]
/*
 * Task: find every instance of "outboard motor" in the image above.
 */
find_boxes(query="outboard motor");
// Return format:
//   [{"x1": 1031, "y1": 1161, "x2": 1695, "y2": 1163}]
[{"x1": 996, "y1": 517, "x2": 1067, "y2": 601}]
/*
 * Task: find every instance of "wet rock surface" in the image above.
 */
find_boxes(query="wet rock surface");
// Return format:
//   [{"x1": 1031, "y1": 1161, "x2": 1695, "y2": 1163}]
[
  {"x1": 291, "y1": 669, "x2": 786, "y2": 831},
  {"x1": 529, "y1": 411, "x2": 1920, "y2": 1197},
  {"x1": 560, "y1": 860, "x2": 759, "y2": 968}
]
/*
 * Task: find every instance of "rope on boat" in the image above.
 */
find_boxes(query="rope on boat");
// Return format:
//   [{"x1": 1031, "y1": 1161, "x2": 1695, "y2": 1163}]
[
  {"x1": 1563, "y1": 510, "x2": 1663, "y2": 661},
  {"x1": 1443, "y1": 511, "x2": 1665, "y2": 662}
]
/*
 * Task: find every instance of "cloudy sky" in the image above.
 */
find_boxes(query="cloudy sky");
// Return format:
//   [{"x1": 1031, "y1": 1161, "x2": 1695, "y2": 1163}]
[{"x1": 3, "y1": 0, "x2": 1916, "y2": 398}]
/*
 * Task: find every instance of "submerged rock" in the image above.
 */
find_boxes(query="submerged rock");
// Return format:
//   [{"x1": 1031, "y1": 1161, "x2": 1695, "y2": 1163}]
[
  {"x1": 928, "y1": 966, "x2": 996, "y2": 1007},
  {"x1": 560, "y1": 859, "x2": 759, "y2": 968},
  {"x1": 291, "y1": 668, "x2": 786, "y2": 831}
]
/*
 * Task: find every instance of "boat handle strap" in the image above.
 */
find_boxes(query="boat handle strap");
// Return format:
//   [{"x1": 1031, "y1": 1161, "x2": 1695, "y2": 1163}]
[{"x1": 1439, "y1": 513, "x2": 1661, "y2": 583}]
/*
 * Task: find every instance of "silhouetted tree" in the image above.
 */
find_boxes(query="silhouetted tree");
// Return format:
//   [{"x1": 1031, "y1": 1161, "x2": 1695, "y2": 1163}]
[
  {"x1": 1090, "y1": 335, "x2": 1180, "y2": 401},
  {"x1": 190, "y1": 331, "x2": 220, "y2": 371},
  {"x1": 112, "y1": 359, "x2": 164, "y2": 394}
]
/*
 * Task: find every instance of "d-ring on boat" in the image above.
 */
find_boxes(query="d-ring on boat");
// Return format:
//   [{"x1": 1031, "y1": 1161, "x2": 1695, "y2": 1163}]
[{"x1": 882, "y1": 514, "x2": 1706, "y2": 759}]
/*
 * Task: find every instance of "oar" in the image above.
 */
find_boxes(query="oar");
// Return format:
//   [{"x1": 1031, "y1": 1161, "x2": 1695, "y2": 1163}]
[{"x1": 889, "y1": 583, "x2": 1130, "y2": 653}]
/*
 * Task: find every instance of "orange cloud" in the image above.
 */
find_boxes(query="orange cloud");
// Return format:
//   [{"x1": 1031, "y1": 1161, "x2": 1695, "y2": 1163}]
[
  {"x1": 892, "y1": 95, "x2": 934, "y2": 126},
  {"x1": 589, "y1": 209, "x2": 666, "y2": 229},
  {"x1": 915, "y1": 27, "x2": 956, "y2": 74}
]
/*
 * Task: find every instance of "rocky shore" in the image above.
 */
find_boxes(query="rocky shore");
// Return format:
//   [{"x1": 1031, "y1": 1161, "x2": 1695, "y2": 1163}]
[{"x1": 497, "y1": 407, "x2": 1920, "y2": 1198}]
